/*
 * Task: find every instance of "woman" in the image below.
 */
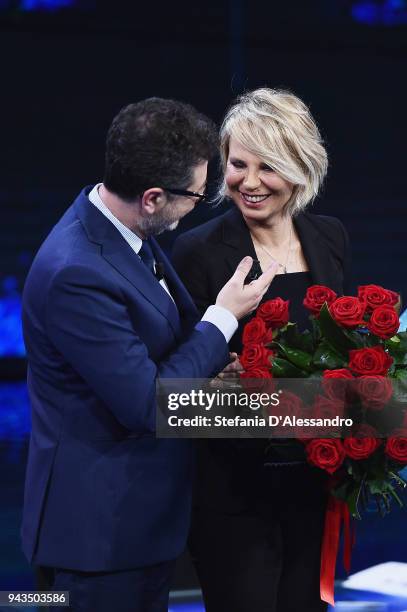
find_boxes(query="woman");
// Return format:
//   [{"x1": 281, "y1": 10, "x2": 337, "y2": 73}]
[{"x1": 172, "y1": 88, "x2": 351, "y2": 612}]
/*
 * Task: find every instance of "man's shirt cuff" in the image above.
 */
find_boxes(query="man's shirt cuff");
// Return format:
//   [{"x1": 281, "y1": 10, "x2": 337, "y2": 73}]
[{"x1": 201, "y1": 305, "x2": 238, "y2": 343}]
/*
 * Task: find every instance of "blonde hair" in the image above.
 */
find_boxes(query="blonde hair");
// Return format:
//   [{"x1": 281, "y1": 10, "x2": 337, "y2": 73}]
[{"x1": 219, "y1": 88, "x2": 328, "y2": 215}]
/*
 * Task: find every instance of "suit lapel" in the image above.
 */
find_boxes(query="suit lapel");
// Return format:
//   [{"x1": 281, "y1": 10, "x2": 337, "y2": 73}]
[
  {"x1": 150, "y1": 238, "x2": 199, "y2": 334},
  {"x1": 294, "y1": 213, "x2": 341, "y2": 291},
  {"x1": 221, "y1": 207, "x2": 259, "y2": 276},
  {"x1": 73, "y1": 188, "x2": 182, "y2": 339}
]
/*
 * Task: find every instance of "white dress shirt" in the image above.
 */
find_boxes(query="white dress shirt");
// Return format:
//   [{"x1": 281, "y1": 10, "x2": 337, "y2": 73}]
[{"x1": 88, "y1": 184, "x2": 237, "y2": 343}]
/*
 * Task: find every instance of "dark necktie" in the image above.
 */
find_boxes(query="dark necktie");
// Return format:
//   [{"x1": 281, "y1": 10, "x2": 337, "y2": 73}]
[{"x1": 138, "y1": 239, "x2": 155, "y2": 276}]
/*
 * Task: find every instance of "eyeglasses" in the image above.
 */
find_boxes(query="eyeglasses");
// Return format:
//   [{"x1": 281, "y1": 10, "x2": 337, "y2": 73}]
[{"x1": 163, "y1": 187, "x2": 207, "y2": 204}]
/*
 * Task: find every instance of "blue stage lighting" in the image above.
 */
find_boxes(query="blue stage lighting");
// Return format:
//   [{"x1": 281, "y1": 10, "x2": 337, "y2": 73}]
[
  {"x1": 351, "y1": 0, "x2": 407, "y2": 25},
  {"x1": 20, "y1": 0, "x2": 76, "y2": 10},
  {"x1": 0, "y1": 276, "x2": 25, "y2": 357}
]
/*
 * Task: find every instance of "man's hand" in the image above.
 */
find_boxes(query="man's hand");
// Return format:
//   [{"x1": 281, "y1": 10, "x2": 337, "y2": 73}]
[{"x1": 215, "y1": 256, "x2": 278, "y2": 320}]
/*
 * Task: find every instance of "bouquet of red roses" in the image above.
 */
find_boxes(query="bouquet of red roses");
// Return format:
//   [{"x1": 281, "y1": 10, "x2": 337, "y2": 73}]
[
  {"x1": 240, "y1": 283, "x2": 407, "y2": 514},
  {"x1": 240, "y1": 284, "x2": 407, "y2": 603}
]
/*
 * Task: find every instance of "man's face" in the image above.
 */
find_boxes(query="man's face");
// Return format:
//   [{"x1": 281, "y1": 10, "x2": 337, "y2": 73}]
[{"x1": 139, "y1": 161, "x2": 208, "y2": 237}]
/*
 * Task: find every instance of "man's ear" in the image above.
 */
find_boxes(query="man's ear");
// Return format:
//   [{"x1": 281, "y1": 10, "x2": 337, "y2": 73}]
[{"x1": 140, "y1": 188, "x2": 167, "y2": 215}]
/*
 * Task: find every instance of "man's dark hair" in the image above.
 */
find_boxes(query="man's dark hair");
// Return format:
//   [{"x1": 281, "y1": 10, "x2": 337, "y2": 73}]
[{"x1": 103, "y1": 98, "x2": 218, "y2": 201}]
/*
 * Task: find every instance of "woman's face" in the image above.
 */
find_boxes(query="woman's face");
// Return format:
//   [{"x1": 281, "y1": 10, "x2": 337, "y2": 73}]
[{"x1": 225, "y1": 136, "x2": 294, "y2": 223}]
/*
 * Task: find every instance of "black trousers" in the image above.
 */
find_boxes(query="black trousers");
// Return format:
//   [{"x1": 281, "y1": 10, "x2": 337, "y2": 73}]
[
  {"x1": 189, "y1": 463, "x2": 329, "y2": 612},
  {"x1": 43, "y1": 560, "x2": 176, "y2": 612}
]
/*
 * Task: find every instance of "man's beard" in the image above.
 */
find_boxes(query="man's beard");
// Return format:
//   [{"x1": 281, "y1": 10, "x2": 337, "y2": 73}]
[{"x1": 138, "y1": 206, "x2": 179, "y2": 237}]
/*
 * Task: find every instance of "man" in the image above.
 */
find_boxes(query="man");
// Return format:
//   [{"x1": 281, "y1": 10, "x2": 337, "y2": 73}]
[{"x1": 21, "y1": 97, "x2": 276, "y2": 612}]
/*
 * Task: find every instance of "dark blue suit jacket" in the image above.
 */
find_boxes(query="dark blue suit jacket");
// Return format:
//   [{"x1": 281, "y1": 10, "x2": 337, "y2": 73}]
[{"x1": 21, "y1": 186, "x2": 229, "y2": 571}]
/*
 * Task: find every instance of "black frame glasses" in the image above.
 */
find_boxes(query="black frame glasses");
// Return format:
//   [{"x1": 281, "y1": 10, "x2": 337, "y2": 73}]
[{"x1": 162, "y1": 187, "x2": 207, "y2": 204}]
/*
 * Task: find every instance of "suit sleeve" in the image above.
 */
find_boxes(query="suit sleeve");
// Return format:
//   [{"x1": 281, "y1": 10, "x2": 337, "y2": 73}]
[
  {"x1": 172, "y1": 233, "x2": 213, "y2": 317},
  {"x1": 45, "y1": 264, "x2": 229, "y2": 433}
]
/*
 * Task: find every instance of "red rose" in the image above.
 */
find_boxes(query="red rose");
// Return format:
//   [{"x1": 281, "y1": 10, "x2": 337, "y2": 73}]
[
  {"x1": 268, "y1": 390, "x2": 303, "y2": 418},
  {"x1": 313, "y1": 394, "x2": 345, "y2": 419},
  {"x1": 385, "y1": 429, "x2": 407, "y2": 464},
  {"x1": 355, "y1": 375, "x2": 393, "y2": 410},
  {"x1": 367, "y1": 305, "x2": 399, "y2": 340},
  {"x1": 303, "y1": 285, "x2": 337, "y2": 316},
  {"x1": 240, "y1": 367, "x2": 273, "y2": 379},
  {"x1": 242, "y1": 317, "x2": 269, "y2": 345},
  {"x1": 358, "y1": 284, "x2": 399, "y2": 313},
  {"x1": 322, "y1": 369, "x2": 354, "y2": 400},
  {"x1": 268, "y1": 391, "x2": 304, "y2": 436},
  {"x1": 329, "y1": 296, "x2": 366, "y2": 329},
  {"x1": 295, "y1": 412, "x2": 319, "y2": 440},
  {"x1": 311, "y1": 395, "x2": 345, "y2": 436},
  {"x1": 343, "y1": 425, "x2": 381, "y2": 460},
  {"x1": 323, "y1": 369, "x2": 354, "y2": 380},
  {"x1": 257, "y1": 298, "x2": 290, "y2": 329},
  {"x1": 305, "y1": 438, "x2": 346, "y2": 474},
  {"x1": 240, "y1": 368, "x2": 274, "y2": 392},
  {"x1": 348, "y1": 346, "x2": 393, "y2": 376},
  {"x1": 240, "y1": 343, "x2": 273, "y2": 371}
]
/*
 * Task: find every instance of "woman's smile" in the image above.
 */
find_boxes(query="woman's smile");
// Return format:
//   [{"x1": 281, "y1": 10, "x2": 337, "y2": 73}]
[{"x1": 238, "y1": 191, "x2": 271, "y2": 205}]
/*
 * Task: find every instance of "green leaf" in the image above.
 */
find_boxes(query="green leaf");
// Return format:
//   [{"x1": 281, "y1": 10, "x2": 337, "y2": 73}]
[
  {"x1": 394, "y1": 368, "x2": 407, "y2": 383},
  {"x1": 394, "y1": 331, "x2": 407, "y2": 349},
  {"x1": 382, "y1": 493, "x2": 391, "y2": 513},
  {"x1": 311, "y1": 316, "x2": 322, "y2": 345},
  {"x1": 273, "y1": 342, "x2": 313, "y2": 371},
  {"x1": 318, "y1": 304, "x2": 362, "y2": 357},
  {"x1": 271, "y1": 357, "x2": 308, "y2": 378},
  {"x1": 387, "y1": 483, "x2": 404, "y2": 508},
  {"x1": 364, "y1": 333, "x2": 382, "y2": 347},
  {"x1": 392, "y1": 368, "x2": 407, "y2": 403},
  {"x1": 387, "y1": 336, "x2": 401, "y2": 347},
  {"x1": 346, "y1": 482, "x2": 363, "y2": 519},
  {"x1": 395, "y1": 354, "x2": 407, "y2": 366},
  {"x1": 389, "y1": 471, "x2": 407, "y2": 489},
  {"x1": 313, "y1": 340, "x2": 347, "y2": 370},
  {"x1": 281, "y1": 323, "x2": 315, "y2": 353},
  {"x1": 300, "y1": 330, "x2": 315, "y2": 353},
  {"x1": 367, "y1": 479, "x2": 387, "y2": 496},
  {"x1": 366, "y1": 459, "x2": 387, "y2": 483},
  {"x1": 386, "y1": 332, "x2": 407, "y2": 364},
  {"x1": 361, "y1": 482, "x2": 370, "y2": 511},
  {"x1": 346, "y1": 461, "x2": 365, "y2": 482}
]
